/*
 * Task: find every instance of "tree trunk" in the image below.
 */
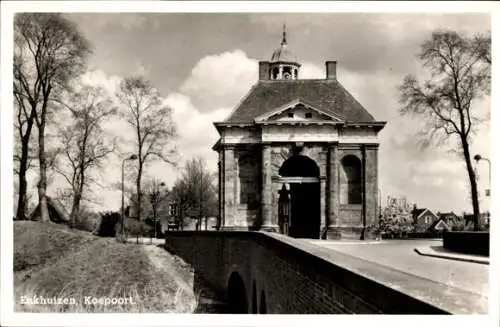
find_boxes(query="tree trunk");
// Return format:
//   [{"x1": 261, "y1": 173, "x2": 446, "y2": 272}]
[
  {"x1": 37, "y1": 125, "x2": 49, "y2": 222},
  {"x1": 16, "y1": 169, "x2": 28, "y2": 220},
  {"x1": 136, "y1": 163, "x2": 143, "y2": 243},
  {"x1": 16, "y1": 117, "x2": 34, "y2": 221},
  {"x1": 70, "y1": 190, "x2": 81, "y2": 228},
  {"x1": 16, "y1": 139, "x2": 30, "y2": 220},
  {"x1": 462, "y1": 136, "x2": 481, "y2": 230}
]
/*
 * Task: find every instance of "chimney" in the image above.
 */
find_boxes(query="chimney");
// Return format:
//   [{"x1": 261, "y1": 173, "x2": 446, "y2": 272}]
[
  {"x1": 259, "y1": 61, "x2": 270, "y2": 80},
  {"x1": 325, "y1": 61, "x2": 337, "y2": 80}
]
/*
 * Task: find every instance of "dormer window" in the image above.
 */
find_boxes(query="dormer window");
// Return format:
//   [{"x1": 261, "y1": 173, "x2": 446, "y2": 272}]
[
  {"x1": 288, "y1": 112, "x2": 294, "y2": 118},
  {"x1": 305, "y1": 112, "x2": 312, "y2": 119}
]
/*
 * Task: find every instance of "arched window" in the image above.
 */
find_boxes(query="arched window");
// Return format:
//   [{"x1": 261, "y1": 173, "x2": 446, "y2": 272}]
[
  {"x1": 282, "y1": 66, "x2": 292, "y2": 79},
  {"x1": 272, "y1": 67, "x2": 279, "y2": 79},
  {"x1": 341, "y1": 155, "x2": 362, "y2": 204}
]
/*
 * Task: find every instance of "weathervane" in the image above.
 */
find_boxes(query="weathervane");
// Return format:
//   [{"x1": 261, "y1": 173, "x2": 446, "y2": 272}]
[{"x1": 281, "y1": 23, "x2": 287, "y2": 45}]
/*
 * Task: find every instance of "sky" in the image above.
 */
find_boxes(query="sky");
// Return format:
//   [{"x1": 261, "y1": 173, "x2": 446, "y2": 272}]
[{"x1": 16, "y1": 11, "x2": 493, "y2": 214}]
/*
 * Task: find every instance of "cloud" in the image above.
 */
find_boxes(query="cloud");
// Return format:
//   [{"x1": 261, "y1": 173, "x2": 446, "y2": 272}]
[
  {"x1": 164, "y1": 93, "x2": 230, "y2": 164},
  {"x1": 300, "y1": 62, "x2": 324, "y2": 79},
  {"x1": 79, "y1": 69, "x2": 122, "y2": 95},
  {"x1": 249, "y1": 13, "x2": 490, "y2": 76},
  {"x1": 179, "y1": 50, "x2": 258, "y2": 113}
]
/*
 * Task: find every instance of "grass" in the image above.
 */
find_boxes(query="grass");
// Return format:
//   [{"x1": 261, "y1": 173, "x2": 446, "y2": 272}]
[
  {"x1": 14, "y1": 221, "x2": 98, "y2": 271},
  {"x1": 14, "y1": 221, "x2": 197, "y2": 313}
]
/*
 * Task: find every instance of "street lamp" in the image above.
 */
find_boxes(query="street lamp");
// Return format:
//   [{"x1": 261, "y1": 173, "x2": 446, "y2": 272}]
[
  {"x1": 474, "y1": 154, "x2": 491, "y2": 197},
  {"x1": 121, "y1": 154, "x2": 138, "y2": 236}
]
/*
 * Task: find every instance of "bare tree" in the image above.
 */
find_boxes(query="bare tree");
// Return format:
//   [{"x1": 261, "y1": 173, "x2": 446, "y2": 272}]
[
  {"x1": 473, "y1": 31, "x2": 491, "y2": 65},
  {"x1": 116, "y1": 77, "x2": 177, "y2": 225},
  {"x1": 13, "y1": 89, "x2": 37, "y2": 220},
  {"x1": 14, "y1": 13, "x2": 91, "y2": 222},
  {"x1": 399, "y1": 30, "x2": 490, "y2": 230},
  {"x1": 174, "y1": 157, "x2": 218, "y2": 230},
  {"x1": 145, "y1": 178, "x2": 166, "y2": 241},
  {"x1": 171, "y1": 178, "x2": 190, "y2": 231},
  {"x1": 53, "y1": 85, "x2": 116, "y2": 227}
]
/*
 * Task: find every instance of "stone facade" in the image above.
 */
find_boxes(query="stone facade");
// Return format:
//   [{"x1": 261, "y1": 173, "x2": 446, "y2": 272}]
[
  {"x1": 213, "y1": 33, "x2": 385, "y2": 239},
  {"x1": 215, "y1": 139, "x2": 382, "y2": 239}
]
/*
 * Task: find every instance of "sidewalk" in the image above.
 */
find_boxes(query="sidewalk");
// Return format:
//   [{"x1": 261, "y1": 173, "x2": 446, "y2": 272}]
[{"x1": 414, "y1": 246, "x2": 489, "y2": 265}]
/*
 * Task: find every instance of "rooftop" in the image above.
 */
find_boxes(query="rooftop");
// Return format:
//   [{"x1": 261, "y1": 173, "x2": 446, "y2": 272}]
[{"x1": 223, "y1": 79, "x2": 377, "y2": 123}]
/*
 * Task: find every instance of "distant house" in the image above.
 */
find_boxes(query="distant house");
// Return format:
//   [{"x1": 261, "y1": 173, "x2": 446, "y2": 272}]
[
  {"x1": 412, "y1": 206, "x2": 439, "y2": 232},
  {"x1": 427, "y1": 217, "x2": 450, "y2": 232},
  {"x1": 29, "y1": 196, "x2": 70, "y2": 224},
  {"x1": 437, "y1": 212, "x2": 460, "y2": 229}
]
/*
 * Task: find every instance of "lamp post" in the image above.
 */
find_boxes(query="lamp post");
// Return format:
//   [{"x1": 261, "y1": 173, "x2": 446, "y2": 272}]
[
  {"x1": 474, "y1": 154, "x2": 491, "y2": 197},
  {"x1": 121, "y1": 154, "x2": 138, "y2": 236}
]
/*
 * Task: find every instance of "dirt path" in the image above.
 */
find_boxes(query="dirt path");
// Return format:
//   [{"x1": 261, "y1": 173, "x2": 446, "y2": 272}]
[
  {"x1": 142, "y1": 245, "x2": 195, "y2": 298},
  {"x1": 142, "y1": 244, "x2": 228, "y2": 313}
]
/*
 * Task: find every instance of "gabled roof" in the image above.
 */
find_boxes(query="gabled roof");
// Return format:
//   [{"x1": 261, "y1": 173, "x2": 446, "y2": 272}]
[
  {"x1": 223, "y1": 79, "x2": 377, "y2": 123},
  {"x1": 413, "y1": 208, "x2": 426, "y2": 217},
  {"x1": 414, "y1": 208, "x2": 439, "y2": 221},
  {"x1": 29, "y1": 196, "x2": 70, "y2": 224},
  {"x1": 438, "y1": 212, "x2": 459, "y2": 221},
  {"x1": 254, "y1": 98, "x2": 345, "y2": 123},
  {"x1": 428, "y1": 218, "x2": 450, "y2": 231}
]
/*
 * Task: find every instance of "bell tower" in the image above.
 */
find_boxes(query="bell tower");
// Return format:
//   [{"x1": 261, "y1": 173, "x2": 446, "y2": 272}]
[{"x1": 268, "y1": 25, "x2": 301, "y2": 80}]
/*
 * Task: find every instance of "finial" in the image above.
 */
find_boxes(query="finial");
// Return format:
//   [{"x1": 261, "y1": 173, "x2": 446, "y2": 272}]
[{"x1": 281, "y1": 24, "x2": 287, "y2": 45}]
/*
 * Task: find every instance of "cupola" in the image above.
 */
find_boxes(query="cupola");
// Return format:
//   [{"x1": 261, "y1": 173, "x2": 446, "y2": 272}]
[{"x1": 267, "y1": 25, "x2": 301, "y2": 80}]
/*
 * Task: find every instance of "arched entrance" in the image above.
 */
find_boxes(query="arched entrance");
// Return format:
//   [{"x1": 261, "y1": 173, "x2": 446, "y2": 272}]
[
  {"x1": 278, "y1": 155, "x2": 321, "y2": 239},
  {"x1": 227, "y1": 272, "x2": 248, "y2": 313}
]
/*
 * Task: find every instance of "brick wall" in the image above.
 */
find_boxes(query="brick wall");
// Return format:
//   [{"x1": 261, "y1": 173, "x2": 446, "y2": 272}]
[{"x1": 163, "y1": 231, "x2": 468, "y2": 314}]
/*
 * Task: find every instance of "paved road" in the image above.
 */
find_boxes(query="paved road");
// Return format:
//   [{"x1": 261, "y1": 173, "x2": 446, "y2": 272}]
[
  {"x1": 126, "y1": 237, "x2": 165, "y2": 245},
  {"x1": 308, "y1": 239, "x2": 489, "y2": 297}
]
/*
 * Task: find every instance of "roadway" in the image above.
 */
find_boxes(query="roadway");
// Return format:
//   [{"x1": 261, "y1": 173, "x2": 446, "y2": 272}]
[{"x1": 308, "y1": 239, "x2": 489, "y2": 297}]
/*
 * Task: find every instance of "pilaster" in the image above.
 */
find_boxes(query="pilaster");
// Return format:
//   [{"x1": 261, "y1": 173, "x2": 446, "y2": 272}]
[
  {"x1": 327, "y1": 143, "x2": 339, "y2": 228},
  {"x1": 261, "y1": 144, "x2": 274, "y2": 230},
  {"x1": 364, "y1": 145, "x2": 379, "y2": 230},
  {"x1": 223, "y1": 145, "x2": 237, "y2": 227},
  {"x1": 320, "y1": 176, "x2": 327, "y2": 238}
]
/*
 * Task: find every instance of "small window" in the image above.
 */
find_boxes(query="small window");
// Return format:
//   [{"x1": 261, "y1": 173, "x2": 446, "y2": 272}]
[
  {"x1": 305, "y1": 112, "x2": 312, "y2": 118},
  {"x1": 169, "y1": 203, "x2": 177, "y2": 216},
  {"x1": 287, "y1": 112, "x2": 294, "y2": 118}
]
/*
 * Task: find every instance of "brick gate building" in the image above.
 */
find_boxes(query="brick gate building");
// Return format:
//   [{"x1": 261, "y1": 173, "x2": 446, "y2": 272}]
[{"x1": 213, "y1": 29, "x2": 386, "y2": 239}]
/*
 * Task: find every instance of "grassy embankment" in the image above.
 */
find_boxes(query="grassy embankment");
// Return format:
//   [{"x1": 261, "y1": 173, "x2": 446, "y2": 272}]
[{"x1": 14, "y1": 221, "x2": 197, "y2": 313}]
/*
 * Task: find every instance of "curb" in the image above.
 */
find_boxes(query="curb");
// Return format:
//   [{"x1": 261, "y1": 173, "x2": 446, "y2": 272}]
[{"x1": 414, "y1": 248, "x2": 489, "y2": 265}]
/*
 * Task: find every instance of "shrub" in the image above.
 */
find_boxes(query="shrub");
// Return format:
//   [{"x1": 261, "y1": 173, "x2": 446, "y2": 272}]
[
  {"x1": 97, "y1": 211, "x2": 121, "y2": 237},
  {"x1": 73, "y1": 209, "x2": 101, "y2": 233},
  {"x1": 126, "y1": 218, "x2": 153, "y2": 237}
]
